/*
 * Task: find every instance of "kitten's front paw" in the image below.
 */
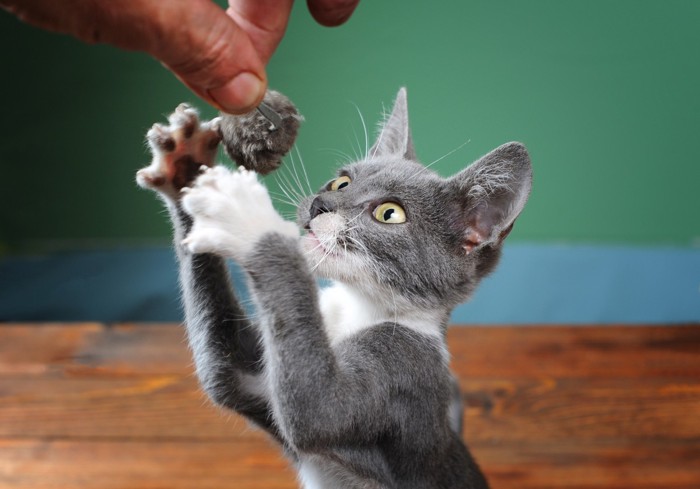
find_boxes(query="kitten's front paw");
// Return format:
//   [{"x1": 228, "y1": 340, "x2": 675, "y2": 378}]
[
  {"x1": 182, "y1": 166, "x2": 299, "y2": 259},
  {"x1": 136, "y1": 103, "x2": 221, "y2": 201}
]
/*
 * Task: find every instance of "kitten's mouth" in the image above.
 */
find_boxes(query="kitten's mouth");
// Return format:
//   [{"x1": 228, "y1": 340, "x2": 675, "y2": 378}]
[
  {"x1": 303, "y1": 213, "x2": 348, "y2": 259},
  {"x1": 304, "y1": 230, "x2": 341, "y2": 257}
]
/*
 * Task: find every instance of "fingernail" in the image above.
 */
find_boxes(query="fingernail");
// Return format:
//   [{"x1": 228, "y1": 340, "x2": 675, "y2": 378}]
[{"x1": 208, "y1": 72, "x2": 265, "y2": 114}]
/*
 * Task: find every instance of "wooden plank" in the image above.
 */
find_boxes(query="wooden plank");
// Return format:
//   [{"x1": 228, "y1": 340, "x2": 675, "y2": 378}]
[
  {"x1": 1, "y1": 323, "x2": 699, "y2": 489},
  {"x1": 67, "y1": 323, "x2": 191, "y2": 376},
  {"x1": 3, "y1": 324, "x2": 698, "y2": 379},
  {"x1": 0, "y1": 323, "x2": 104, "y2": 375},
  {"x1": 461, "y1": 377, "x2": 700, "y2": 443},
  {"x1": 0, "y1": 376, "x2": 259, "y2": 440},
  {"x1": 2, "y1": 376, "x2": 698, "y2": 443},
  {"x1": 449, "y1": 325, "x2": 700, "y2": 379},
  {"x1": 476, "y1": 441, "x2": 700, "y2": 489},
  {"x1": 0, "y1": 439, "x2": 297, "y2": 489},
  {"x1": 1, "y1": 439, "x2": 698, "y2": 489},
  {"x1": 0, "y1": 323, "x2": 190, "y2": 377}
]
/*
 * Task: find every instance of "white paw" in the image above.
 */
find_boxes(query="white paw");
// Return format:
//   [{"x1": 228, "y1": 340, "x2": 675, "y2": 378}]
[{"x1": 182, "y1": 166, "x2": 299, "y2": 259}]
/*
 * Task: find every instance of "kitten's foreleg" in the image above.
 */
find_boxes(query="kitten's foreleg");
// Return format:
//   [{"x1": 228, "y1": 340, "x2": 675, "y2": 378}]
[
  {"x1": 244, "y1": 236, "x2": 390, "y2": 451},
  {"x1": 136, "y1": 105, "x2": 278, "y2": 436},
  {"x1": 181, "y1": 170, "x2": 392, "y2": 450}
]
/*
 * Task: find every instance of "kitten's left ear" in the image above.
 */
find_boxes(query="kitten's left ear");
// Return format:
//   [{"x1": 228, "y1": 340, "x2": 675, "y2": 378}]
[
  {"x1": 448, "y1": 142, "x2": 532, "y2": 253},
  {"x1": 368, "y1": 87, "x2": 417, "y2": 160}
]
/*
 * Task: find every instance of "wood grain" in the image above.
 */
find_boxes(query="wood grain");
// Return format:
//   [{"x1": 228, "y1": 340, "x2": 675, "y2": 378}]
[
  {"x1": 1, "y1": 323, "x2": 699, "y2": 488},
  {"x1": 0, "y1": 439, "x2": 297, "y2": 489}
]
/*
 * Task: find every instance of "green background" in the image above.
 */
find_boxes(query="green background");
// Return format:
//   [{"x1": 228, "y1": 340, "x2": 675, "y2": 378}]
[{"x1": 1, "y1": 0, "x2": 699, "y2": 253}]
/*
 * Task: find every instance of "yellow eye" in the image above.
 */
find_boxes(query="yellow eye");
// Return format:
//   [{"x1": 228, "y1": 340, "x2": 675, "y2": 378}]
[
  {"x1": 373, "y1": 202, "x2": 407, "y2": 224},
  {"x1": 330, "y1": 175, "x2": 352, "y2": 191}
]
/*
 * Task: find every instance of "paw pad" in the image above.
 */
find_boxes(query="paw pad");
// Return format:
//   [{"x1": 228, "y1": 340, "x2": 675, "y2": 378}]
[{"x1": 136, "y1": 104, "x2": 221, "y2": 200}]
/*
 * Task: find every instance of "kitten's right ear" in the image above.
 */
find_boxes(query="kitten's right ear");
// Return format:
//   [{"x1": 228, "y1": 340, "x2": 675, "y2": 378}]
[
  {"x1": 368, "y1": 87, "x2": 417, "y2": 160},
  {"x1": 447, "y1": 142, "x2": 532, "y2": 253}
]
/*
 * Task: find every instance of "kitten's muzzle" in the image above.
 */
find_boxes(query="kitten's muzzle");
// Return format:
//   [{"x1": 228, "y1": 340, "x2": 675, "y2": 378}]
[{"x1": 309, "y1": 196, "x2": 335, "y2": 221}]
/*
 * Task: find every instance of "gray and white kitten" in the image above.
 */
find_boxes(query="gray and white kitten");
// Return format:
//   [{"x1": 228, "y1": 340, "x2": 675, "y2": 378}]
[{"x1": 136, "y1": 88, "x2": 532, "y2": 489}]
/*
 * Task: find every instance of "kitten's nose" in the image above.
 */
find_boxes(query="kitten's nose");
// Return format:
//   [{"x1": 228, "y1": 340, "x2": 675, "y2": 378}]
[{"x1": 309, "y1": 196, "x2": 334, "y2": 220}]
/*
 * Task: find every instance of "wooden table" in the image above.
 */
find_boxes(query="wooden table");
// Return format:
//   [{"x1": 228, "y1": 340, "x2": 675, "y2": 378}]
[{"x1": 1, "y1": 324, "x2": 698, "y2": 488}]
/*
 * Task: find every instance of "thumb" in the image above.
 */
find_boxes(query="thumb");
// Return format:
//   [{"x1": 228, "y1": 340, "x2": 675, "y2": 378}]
[{"x1": 148, "y1": 0, "x2": 267, "y2": 114}]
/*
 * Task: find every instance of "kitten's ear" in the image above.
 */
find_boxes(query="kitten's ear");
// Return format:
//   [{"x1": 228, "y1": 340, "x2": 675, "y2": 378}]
[
  {"x1": 448, "y1": 142, "x2": 532, "y2": 253},
  {"x1": 368, "y1": 87, "x2": 417, "y2": 160}
]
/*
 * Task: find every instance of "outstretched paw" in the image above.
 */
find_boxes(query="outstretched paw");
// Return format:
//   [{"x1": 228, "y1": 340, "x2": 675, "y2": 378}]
[
  {"x1": 136, "y1": 103, "x2": 221, "y2": 201},
  {"x1": 181, "y1": 166, "x2": 299, "y2": 260}
]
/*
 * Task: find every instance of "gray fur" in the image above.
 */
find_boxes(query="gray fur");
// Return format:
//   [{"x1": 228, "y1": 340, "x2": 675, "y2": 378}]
[
  {"x1": 218, "y1": 90, "x2": 302, "y2": 175},
  {"x1": 138, "y1": 88, "x2": 532, "y2": 488},
  {"x1": 369, "y1": 88, "x2": 417, "y2": 160}
]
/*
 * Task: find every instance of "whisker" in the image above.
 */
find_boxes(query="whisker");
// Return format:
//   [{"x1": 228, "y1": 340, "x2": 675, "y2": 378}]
[
  {"x1": 275, "y1": 171, "x2": 305, "y2": 205},
  {"x1": 287, "y1": 151, "x2": 308, "y2": 201},
  {"x1": 349, "y1": 127, "x2": 362, "y2": 162},
  {"x1": 345, "y1": 209, "x2": 366, "y2": 226},
  {"x1": 303, "y1": 238, "x2": 327, "y2": 256},
  {"x1": 294, "y1": 146, "x2": 313, "y2": 195},
  {"x1": 268, "y1": 190, "x2": 300, "y2": 207},
  {"x1": 280, "y1": 212, "x2": 298, "y2": 221},
  {"x1": 281, "y1": 157, "x2": 306, "y2": 197},
  {"x1": 351, "y1": 103, "x2": 370, "y2": 161},
  {"x1": 310, "y1": 240, "x2": 336, "y2": 273},
  {"x1": 397, "y1": 139, "x2": 473, "y2": 186},
  {"x1": 274, "y1": 180, "x2": 301, "y2": 209},
  {"x1": 318, "y1": 147, "x2": 357, "y2": 166},
  {"x1": 425, "y1": 139, "x2": 471, "y2": 170},
  {"x1": 345, "y1": 234, "x2": 370, "y2": 255}
]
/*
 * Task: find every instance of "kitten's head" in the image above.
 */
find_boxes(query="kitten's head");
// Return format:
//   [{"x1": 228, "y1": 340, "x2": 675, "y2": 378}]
[{"x1": 298, "y1": 88, "x2": 532, "y2": 312}]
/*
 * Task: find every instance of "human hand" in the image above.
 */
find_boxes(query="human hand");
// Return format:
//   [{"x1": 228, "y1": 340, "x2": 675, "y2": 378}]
[{"x1": 1, "y1": 0, "x2": 360, "y2": 113}]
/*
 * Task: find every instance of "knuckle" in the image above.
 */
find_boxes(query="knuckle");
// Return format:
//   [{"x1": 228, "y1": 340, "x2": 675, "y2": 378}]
[{"x1": 156, "y1": 5, "x2": 240, "y2": 88}]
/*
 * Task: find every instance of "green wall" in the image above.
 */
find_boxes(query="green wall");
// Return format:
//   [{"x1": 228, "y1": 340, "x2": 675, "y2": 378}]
[{"x1": 1, "y1": 0, "x2": 699, "y2": 253}]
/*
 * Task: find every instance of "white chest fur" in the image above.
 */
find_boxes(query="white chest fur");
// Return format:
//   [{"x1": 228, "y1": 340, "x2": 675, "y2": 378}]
[
  {"x1": 298, "y1": 458, "x2": 333, "y2": 489},
  {"x1": 319, "y1": 282, "x2": 443, "y2": 346},
  {"x1": 298, "y1": 455, "x2": 375, "y2": 489}
]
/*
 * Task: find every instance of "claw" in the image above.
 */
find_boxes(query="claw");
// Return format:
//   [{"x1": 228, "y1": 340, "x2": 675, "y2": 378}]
[
  {"x1": 209, "y1": 117, "x2": 222, "y2": 132},
  {"x1": 147, "y1": 124, "x2": 176, "y2": 152},
  {"x1": 150, "y1": 122, "x2": 166, "y2": 133}
]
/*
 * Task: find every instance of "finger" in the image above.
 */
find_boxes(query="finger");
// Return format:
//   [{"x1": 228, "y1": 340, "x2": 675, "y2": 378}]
[
  {"x1": 150, "y1": 0, "x2": 267, "y2": 114},
  {"x1": 226, "y1": 0, "x2": 295, "y2": 65},
  {"x1": 306, "y1": 0, "x2": 361, "y2": 27},
  {"x1": 1, "y1": 0, "x2": 106, "y2": 40},
  {"x1": 2, "y1": 0, "x2": 267, "y2": 114}
]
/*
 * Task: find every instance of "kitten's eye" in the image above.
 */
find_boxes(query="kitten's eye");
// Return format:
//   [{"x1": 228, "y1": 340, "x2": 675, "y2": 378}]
[
  {"x1": 373, "y1": 202, "x2": 407, "y2": 224},
  {"x1": 330, "y1": 175, "x2": 352, "y2": 191}
]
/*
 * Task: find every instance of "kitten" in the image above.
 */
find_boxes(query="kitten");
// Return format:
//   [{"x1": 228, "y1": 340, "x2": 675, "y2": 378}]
[{"x1": 136, "y1": 88, "x2": 532, "y2": 489}]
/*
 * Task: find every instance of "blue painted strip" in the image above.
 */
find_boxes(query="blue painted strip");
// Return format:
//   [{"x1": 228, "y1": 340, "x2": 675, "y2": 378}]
[
  {"x1": 0, "y1": 249, "x2": 183, "y2": 322},
  {"x1": 0, "y1": 245, "x2": 698, "y2": 324},
  {"x1": 452, "y1": 244, "x2": 700, "y2": 324}
]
